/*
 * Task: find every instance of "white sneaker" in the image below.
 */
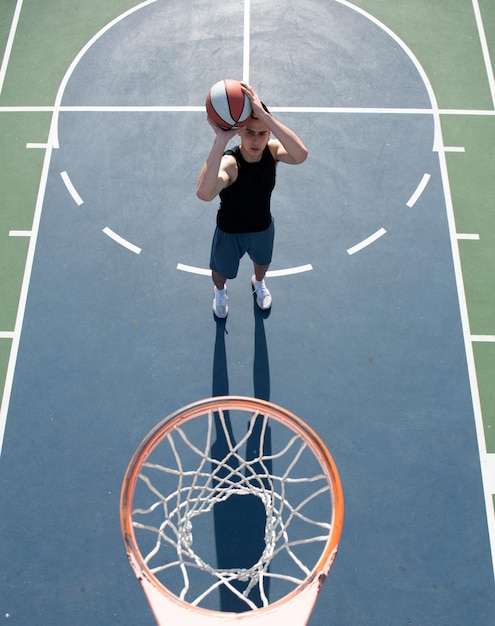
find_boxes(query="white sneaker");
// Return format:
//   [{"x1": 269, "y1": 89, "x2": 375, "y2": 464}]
[
  {"x1": 213, "y1": 286, "x2": 228, "y2": 318},
  {"x1": 251, "y1": 276, "x2": 272, "y2": 310}
]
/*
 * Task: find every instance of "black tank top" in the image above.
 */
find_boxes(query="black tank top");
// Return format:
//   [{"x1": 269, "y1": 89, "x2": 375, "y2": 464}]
[{"x1": 217, "y1": 145, "x2": 276, "y2": 233}]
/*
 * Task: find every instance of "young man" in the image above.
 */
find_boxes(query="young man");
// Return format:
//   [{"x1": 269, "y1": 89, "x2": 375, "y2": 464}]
[{"x1": 196, "y1": 83, "x2": 308, "y2": 318}]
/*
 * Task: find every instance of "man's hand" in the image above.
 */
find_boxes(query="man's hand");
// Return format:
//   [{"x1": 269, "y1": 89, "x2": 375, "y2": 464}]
[
  {"x1": 207, "y1": 117, "x2": 241, "y2": 142},
  {"x1": 240, "y1": 83, "x2": 266, "y2": 119}
]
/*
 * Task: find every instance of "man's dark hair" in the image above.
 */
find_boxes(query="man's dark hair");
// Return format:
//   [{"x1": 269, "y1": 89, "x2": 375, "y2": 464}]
[{"x1": 252, "y1": 101, "x2": 271, "y2": 119}]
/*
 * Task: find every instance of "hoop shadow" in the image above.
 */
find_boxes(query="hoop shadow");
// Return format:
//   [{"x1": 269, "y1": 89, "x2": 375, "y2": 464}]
[{"x1": 211, "y1": 301, "x2": 272, "y2": 612}]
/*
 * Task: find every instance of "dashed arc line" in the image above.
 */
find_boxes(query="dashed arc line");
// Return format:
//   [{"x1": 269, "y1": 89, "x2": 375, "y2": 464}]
[
  {"x1": 407, "y1": 173, "x2": 431, "y2": 207},
  {"x1": 103, "y1": 227, "x2": 142, "y2": 254},
  {"x1": 57, "y1": 124, "x2": 431, "y2": 262},
  {"x1": 58, "y1": 168, "x2": 432, "y2": 260},
  {"x1": 347, "y1": 172, "x2": 431, "y2": 256},
  {"x1": 57, "y1": 122, "x2": 437, "y2": 264},
  {"x1": 347, "y1": 228, "x2": 387, "y2": 255},
  {"x1": 61, "y1": 171, "x2": 84, "y2": 205},
  {"x1": 59, "y1": 171, "x2": 142, "y2": 255}
]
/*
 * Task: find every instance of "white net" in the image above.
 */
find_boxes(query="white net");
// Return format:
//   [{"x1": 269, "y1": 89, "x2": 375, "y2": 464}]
[{"x1": 122, "y1": 398, "x2": 343, "y2": 620}]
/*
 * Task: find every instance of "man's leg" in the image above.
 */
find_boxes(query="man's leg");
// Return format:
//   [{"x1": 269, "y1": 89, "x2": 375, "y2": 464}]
[
  {"x1": 253, "y1": 263, "x2": 269, "y2": 281},
  {"x1": 212, "y1": 270, "x2": 227, "y2": 290},
  {"x1": 250, "y1": 223, "x2": 274, "y2": 311},
  {"x1": 252, "y1": 263, "x2": 272, "y2": 310},
  {"x1": 212, "y1": 270, "x2": 228, "y2": 318}
]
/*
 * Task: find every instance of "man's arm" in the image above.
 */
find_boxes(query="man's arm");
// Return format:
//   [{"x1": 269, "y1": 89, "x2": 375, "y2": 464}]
[{"x1": 196, "y1": 122, "x2": 238, "y2": 201}]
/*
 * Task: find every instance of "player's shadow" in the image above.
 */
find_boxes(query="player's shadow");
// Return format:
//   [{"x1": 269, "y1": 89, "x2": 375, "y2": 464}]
[{"x1": 211, "y1": 301, "x2": 272, "y2": 612}]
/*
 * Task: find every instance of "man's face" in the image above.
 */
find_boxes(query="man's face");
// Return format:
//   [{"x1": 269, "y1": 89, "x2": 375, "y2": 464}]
[{"x1": 239, "y1": 117, "x2": 270, "y2": 162}]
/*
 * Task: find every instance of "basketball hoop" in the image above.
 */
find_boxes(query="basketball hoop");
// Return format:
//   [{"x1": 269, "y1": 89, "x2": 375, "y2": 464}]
[{"x1": 120, "y1": 396, "x2": 344, "y2": 625}]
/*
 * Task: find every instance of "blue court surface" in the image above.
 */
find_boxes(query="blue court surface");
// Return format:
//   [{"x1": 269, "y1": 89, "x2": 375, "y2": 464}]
[{"x1": 1, "y1": 1, "x2": 495, "y2": 624}]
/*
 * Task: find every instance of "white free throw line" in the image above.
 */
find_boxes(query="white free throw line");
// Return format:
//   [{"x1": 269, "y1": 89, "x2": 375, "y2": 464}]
[
  {"x1": 406, "y1": 173, "x2": 431, "y2": 207},
  {"x1": 1, "y1": 105, "x2": 495, "y2": 115},
  {"x1": 103, "y1": 227, "x2": 142, "y2": 254},
  {"x1": 347, "y1": 228, "x2": 387, "y2": 255},
  {"x1": 60, "y1": 171, "x2": 84, "y2": 205}
]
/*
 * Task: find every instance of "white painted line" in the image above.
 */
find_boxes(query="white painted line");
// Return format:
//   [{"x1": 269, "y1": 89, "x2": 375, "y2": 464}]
[
  {"x1": 270, "y1": 106, "x2": 434, "y2": 115},
  {"x1": 47, "y1": 104, "x2": 495, "y2": 116},
  {"x1": 177, "y1": 263, "x2": 211, "y2": 276},
  {"x1": 0, "y1": 332, "x2": 15, "y2": 339},
  {"x1": 176, "y1": 263, "x2": 314, "y2": 277},
  {"x1": 266, "y1": 264, "x2": 313, "y2": 277},
  {"x1": 406, "y1": 173, "x2": 431, "y2": 207},
  {"x1": 457, "y1": 233, "x2": 480, "y2": 240},
  {"x1": 472, "y1": 0, "x2": 495, "y2": 108},
  {"x1": 243, "y1": 0, "x2": 250, "y2": 83},
  {"x1": 347, "y1": 228, "x2": 387, "y2": 255},
  {"x1": 103, "y1": 227, "x2": 141, "y2": 254},
  {"x1": 0, "y1": 105, "x2": 495, "y2": 116},
  {"x1": 471, "y1": 335, "x2": 495, "y2": 343},
  {"x1": 0, "y1": 136, "x2": 55, "y2": 456},
  {"x1": 51, "y1": 105, "x2": 436, "y2": 115},
  {"x1": 26, "y1": 143, "x2": 48, "y2": 149},
  {"x1": 0, "y1": 0, "x2": 24, "y2": 95},
  {"x1": 59, "y1": 105, "x2": 205, "y2": 113},
  {"x1": 482, "y1": 454, "x2": 495, "y2": 493},
  {"x1": 435, "y1": 89, "x2": 495, "y2": 581},
  {"x1": 9, "y1": 230, "x2": 32, "y2": 237},
  {"x1": 60, "y1": 171, "x2": 84, "y2": 205},
  {"x1": 443, "y1": 146, "x2": 465, "y2": 153},
  {"x1": 438, "y1": 108, "x2": 495, "y2": 116},
  {"x1": 0, "y1": 106, "x2": 55, "y2": 112}
]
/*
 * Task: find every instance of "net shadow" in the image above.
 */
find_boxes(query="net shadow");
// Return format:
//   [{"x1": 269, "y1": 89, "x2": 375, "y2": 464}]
[{"x1": 211, "y1": 305, "x2": 272, "y2": 611}]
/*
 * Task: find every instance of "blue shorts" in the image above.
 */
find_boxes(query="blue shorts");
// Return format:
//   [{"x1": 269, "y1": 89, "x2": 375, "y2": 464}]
[{"x1": 209, "y1": 221, "x2": 275, "y2": 279}]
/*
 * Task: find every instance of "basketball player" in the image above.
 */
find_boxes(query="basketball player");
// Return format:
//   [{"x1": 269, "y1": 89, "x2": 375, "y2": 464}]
[{"x1": 196, "y1": 83, "x2": 308, "y2": 318}]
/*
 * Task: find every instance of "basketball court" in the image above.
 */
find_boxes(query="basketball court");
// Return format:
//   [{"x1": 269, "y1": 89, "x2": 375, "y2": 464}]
[{"x1": 1, "y1": 1, "x2": 495, "y2": 624}]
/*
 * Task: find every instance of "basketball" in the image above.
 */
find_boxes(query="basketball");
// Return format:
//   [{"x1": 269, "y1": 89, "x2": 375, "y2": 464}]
[{"x1": 205, "y1": 79, "x2": 252, "y2": 130}]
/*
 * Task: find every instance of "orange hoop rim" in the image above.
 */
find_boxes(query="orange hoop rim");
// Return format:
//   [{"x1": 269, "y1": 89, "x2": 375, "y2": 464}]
[{"x1": 120, "y1": 396, "x2": 344, "y2": 619}]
